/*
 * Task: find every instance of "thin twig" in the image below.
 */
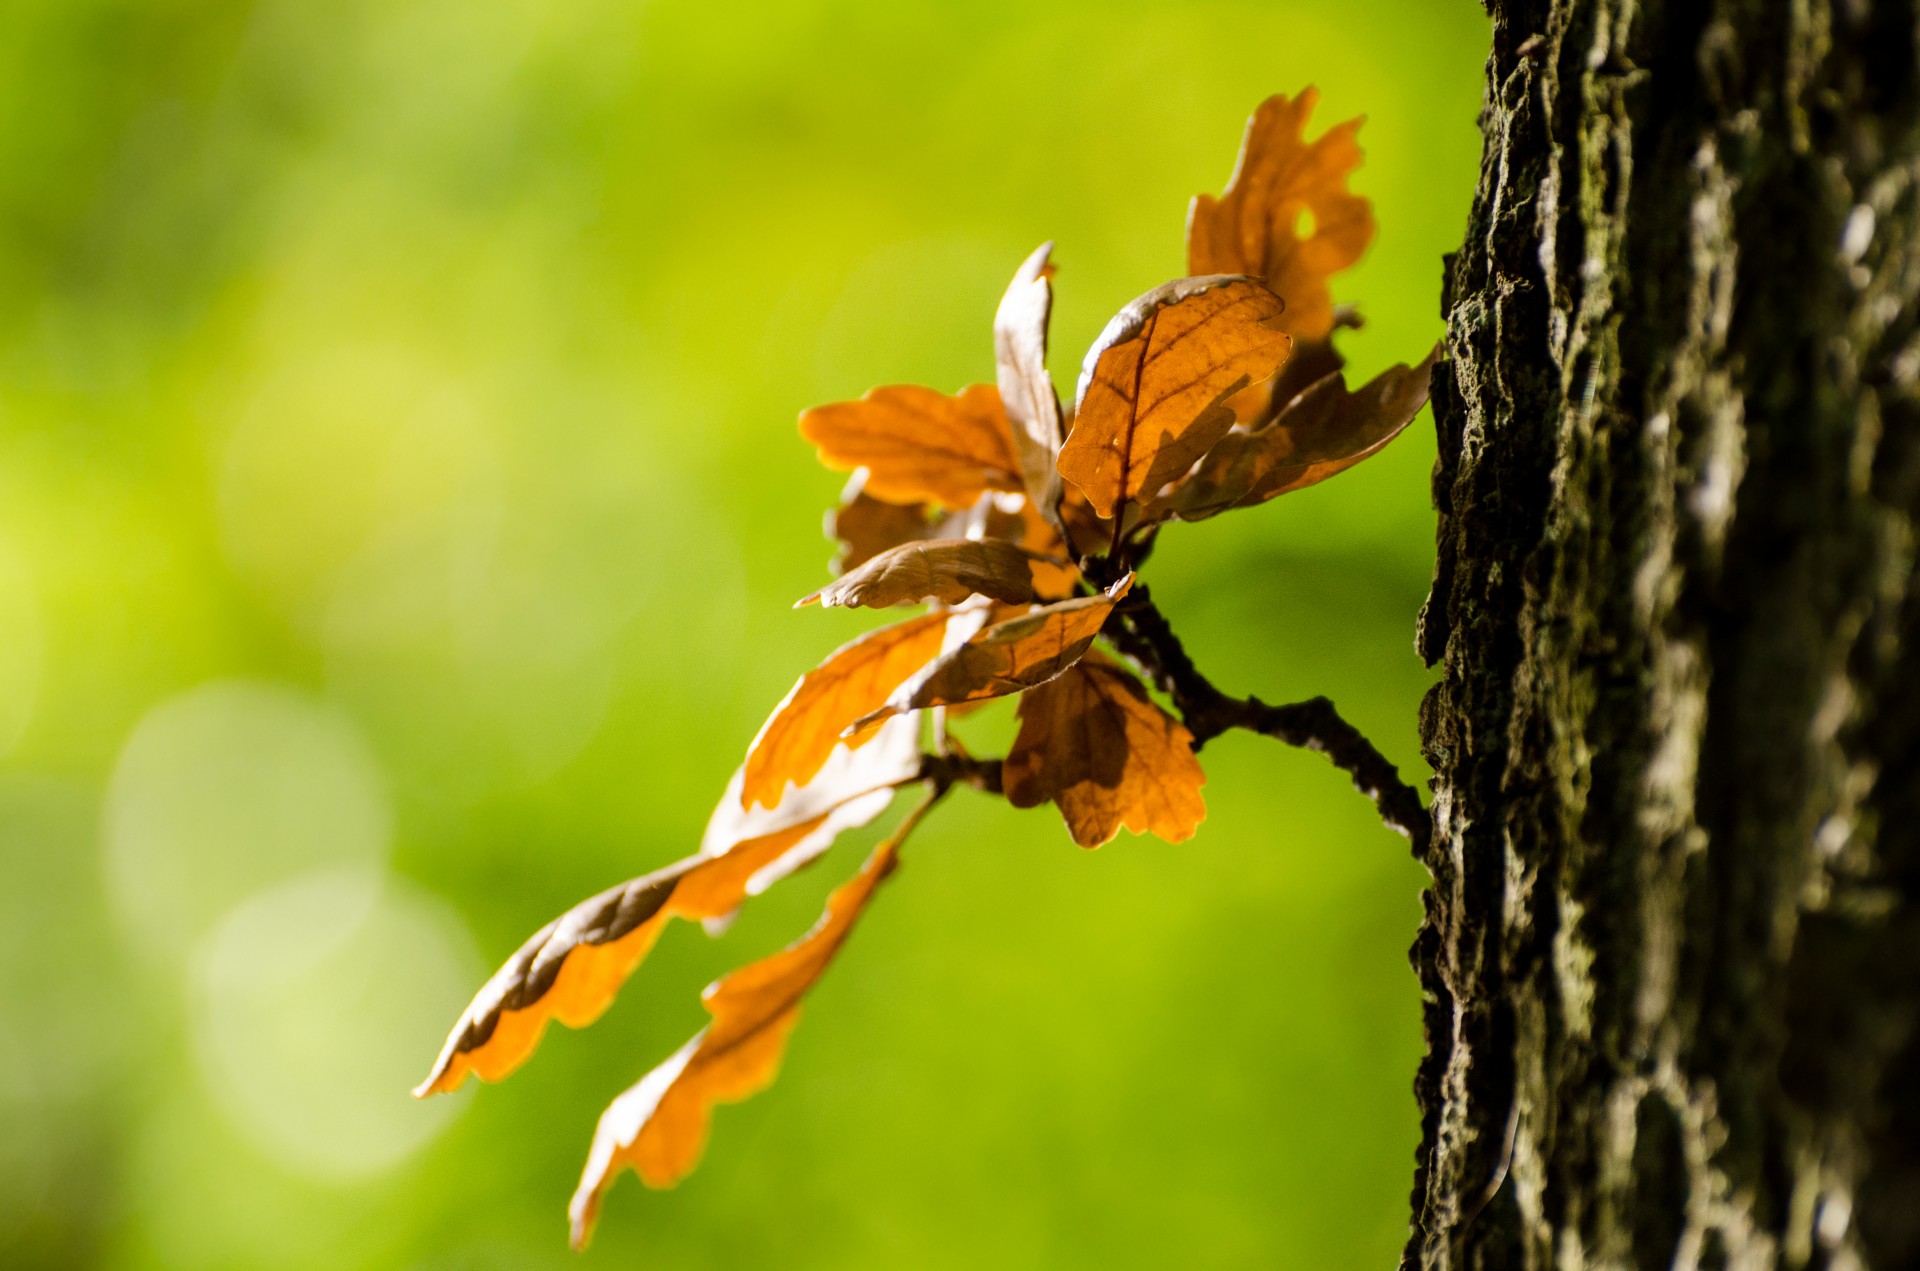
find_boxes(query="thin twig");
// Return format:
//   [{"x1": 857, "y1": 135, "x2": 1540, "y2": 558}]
[
  {"x1": 919, "y1": 750, "x2": 1003, "y2": 796},
  {"x1": 1104, "y1": 580, "x2": 1431, "y2": 854}
]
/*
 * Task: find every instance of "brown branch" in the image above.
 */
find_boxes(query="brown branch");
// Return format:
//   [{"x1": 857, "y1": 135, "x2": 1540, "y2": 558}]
[
  {"x1": 917, "y1": 750, "x2": 1003, "y2": 796},
  {"x1": 1104, "y1": 580, "x2": 1431, "y2": 854}
]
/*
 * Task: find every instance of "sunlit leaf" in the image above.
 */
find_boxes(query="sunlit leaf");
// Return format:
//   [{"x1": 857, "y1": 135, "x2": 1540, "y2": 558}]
[
  {"x1": 855, "y1": 575, "x2": 1132, "y2": 726},
  {"x1": 740, "y1": 611, "x2": 953, "y2": 809},
  {"x1": 1146, "y1": 344, "x2": 1438, "y2": 523},
  {"x1": 1186, "y1": 87, "x2": 1374, "y2": 344},
  {"x1": 415, "y1": 720, "x2": 922, "y2": 1097},
  {"x1": 799, "y1": 384, "x2": 1023, "y2": 509},
  {"x1": 799, "y1": 538, "x2": 1043, "y2": 609},
  {"x1": 826, "y1": 473, "x2": 1079, "y2": 600},
  {"x1": 567, "y1": 796, "x2": 933, "y2": 1248},
  {"x1": 994, "y1": 242, "x2": 1068, "y2": 536},
  {"x1": 828, "y1": 473, "x2": 940, "y2": 575},
  {"x1": 1003, "y1": 655, "x2": 1206, "y2": 847},
  {"x1": 700, "y1": 712, "x2": 925, "y2": 902},
  {"x1": 1005, "y1": 496, "x2": 1080, "y2": 600},
  {"x1": 1057, "y1": 276, "x2": 1292, "y2": 521}
]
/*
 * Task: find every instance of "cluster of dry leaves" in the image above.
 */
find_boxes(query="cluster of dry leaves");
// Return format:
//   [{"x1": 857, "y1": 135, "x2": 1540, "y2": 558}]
[{"x1": 416, "y1": 87, "x2": 1438, "y2": 1249}]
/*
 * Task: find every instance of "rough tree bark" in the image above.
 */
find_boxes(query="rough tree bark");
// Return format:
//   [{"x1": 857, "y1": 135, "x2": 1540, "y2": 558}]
[{"x1": 1408, "y1": 3, "x2": 1920, "y2": 1269}]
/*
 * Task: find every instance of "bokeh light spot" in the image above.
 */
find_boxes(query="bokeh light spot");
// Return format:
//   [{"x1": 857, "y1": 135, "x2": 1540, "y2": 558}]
[
  {"x1": 104, "y1": 680, "x2": 392, "y2": 960},
  {"x1": 190, "y1": 869, "x2": 481, "y2": 1182}
]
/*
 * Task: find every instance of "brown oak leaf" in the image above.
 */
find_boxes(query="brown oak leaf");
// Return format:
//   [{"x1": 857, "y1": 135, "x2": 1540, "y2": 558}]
[
  {"x1": 567, "y1": 796, "x2": 931, "y2": 1248},
  {"x1": 825, "y1": 474, "x2": 1079, "y2": 600},
  {"x1": 1004, "y1": 496, "x2": 1080, "y2": 600},
  {"x1": 1145, "y1": 343, "x2": 1439, "y2": 523},
  {"x1": 799, "y1": 383, "x2": 1022, "y2": 509},
  {"x1": 855, "y1": 575, "x2": 1133, "y2": 726},
  {"x1": 797, "y1": 537, "x2": 1044, "y2": 609},
  {"x1": 739, "y1": 610, "x2": 953, "y2": 809},
  {"x1": 827, "y1": 473, "x2": 939, "y2": 575},
  {"x1": 994, "y1": 242, "x2": 1068, "y2": 537},
  {"x1": 1186, "y1": 87, "x2": 1374, "y2": 344},
  {"x1": 1253, "y1": 305, "x2": 1361, "y2": 427},
  {"x1": 415, "y1": 718, "x2": 921, "y2": 1097},
  {"x1": 1057, "y1": 276, "x2": 1292, "y2": 521},
  {"x1": 1003, "y1": 655, "x2": 1207, "y2": 847}
]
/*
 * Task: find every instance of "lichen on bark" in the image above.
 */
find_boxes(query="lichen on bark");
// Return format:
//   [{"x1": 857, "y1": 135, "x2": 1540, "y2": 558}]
[{"x1": 1410, "y1": 2, "x2": 1920, "y2": 1268}]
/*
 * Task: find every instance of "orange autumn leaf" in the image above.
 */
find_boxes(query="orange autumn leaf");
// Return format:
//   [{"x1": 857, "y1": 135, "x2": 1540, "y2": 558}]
[
  {"x1": 857, "y1": 575, "x2": 1132, "y2": 725},
  {"x1": 700, "y1": 710, "x2": 924, "y2": 880},
  {"x1": 1058, "y1": 276, "x2": 1292, "y2": 520},
  {"x1": 994, "y1": 242, "x2": 1068, "y2": 535},
  {"x1": 568, "y1": 799, "x2": 929, "y2": 1249},
  {"x1": 1006, "y1": 496, "x2": 1080, "y2": 600},
  {"x1": 1146, "y1": 344, "x2": 1440, "y2": 524},
  {"x1": 416, "y1": 720, "x2": 922, "y2": 1097},
  {"x1": 799, "y1": 383, "x2": 1023, "y2": 509},
  {"x1": 827, "y1": 473, "x2": 938, "y2": 575},
  {"x1": 1003, "y1": 656, "x2": 1207, "y2": 848},
  {"x1": 739, "y1": 610, "x2": 952, "y2": 810},
  {"x1": 798, "y1": 537, "x2": 1043, "y2": 609},
  {"x1": 413, "y1": 817, "x2": 831, "y2": 1098},
  {"x1": 1187, "y1": 87, "x2": 1374, "y2": 344},
  {"x1": 931, "y1": 491, "x2": 1083, "y2": 599},
  {"x1": 824, "y1": 471, "x2": 1078, "y2": 600}
]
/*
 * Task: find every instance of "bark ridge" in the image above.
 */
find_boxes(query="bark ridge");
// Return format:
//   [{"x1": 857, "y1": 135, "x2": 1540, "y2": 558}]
[{"x1": 1412, "y1": 2, "x2": 1920, "y2": 1267}]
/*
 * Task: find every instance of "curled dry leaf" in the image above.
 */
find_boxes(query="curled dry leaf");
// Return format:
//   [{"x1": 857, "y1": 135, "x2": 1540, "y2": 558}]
[
  {"x1": 798, "y1": 537, "x2": 1042, "y2": 610},
  {"x1": 827, "y1": 473, "x2": 938, "y2": 575},
  {"x1": 799, "y1": 383, "x2": 1022, "y2": 509},
  {"x1": 1258, "y1": 305, "x2": 1361, "y2": 423},
  {"x1": 1058, "y1": 276, "x2": 1292, "y2": 521},
  {"x1": 739, "y1": 610, "x2": 953, "y2": 810},
  {"x1": 953, "y1": 490, "x2": 1082, "y2": 600},
  {"x1": 1003, "y1": 656, "x2": 1207, "y2": 848},
  {"x1": 416, "y1": 719, "x2": 922, "y2": 1098},
  {"x1": 825, "y1": 474, "x2": 1078, "y2": 600},
  {"x1": 1186, "y1": 87, "x2": 1374, "y2": 345},
  {"x1": 856, "y1": 575, "x2": 1133, "y2": 726},
  {"x1": 568, "y1": 797, "x2": 931, "y2": 1249},
  {"x1": 1146, "y1": 343, "x2": 1440, "y2": 524},
  {"x1": 827, "y1": 476, "x2": 998, "y2": 577},
  {"x1": 994, "y1": 242, "x2": 1068, "y2": 536}
]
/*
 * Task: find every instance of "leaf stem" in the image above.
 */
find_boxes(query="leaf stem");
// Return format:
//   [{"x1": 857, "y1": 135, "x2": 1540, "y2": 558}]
[
  {"x1": 918, "y1": 749, "x2": 1003, "y2": 796},
  {"x1": 1103, "y1": 580, "x2": 1431, "y2": 853}
]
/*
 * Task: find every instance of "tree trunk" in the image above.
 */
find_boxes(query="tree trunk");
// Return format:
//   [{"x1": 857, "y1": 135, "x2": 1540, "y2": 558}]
[{"x1": 1408, "y1": 2, "x2": 1920, "y2": 1268}]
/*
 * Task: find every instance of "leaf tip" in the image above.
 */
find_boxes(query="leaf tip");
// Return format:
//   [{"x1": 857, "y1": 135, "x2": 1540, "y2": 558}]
[
  {"x1": 567, "y1": 1202, "x2": 597, "y2": 1253},
  {"x1": 1032, "y1": 240, "x2": 1058, "y2": 282},
  {"x1": 1016, "y1": 239, "x2": 1056, "y2": 277},
  {"x1": 411, "y1": 1059, "x2": 460, "y2": 1099}
]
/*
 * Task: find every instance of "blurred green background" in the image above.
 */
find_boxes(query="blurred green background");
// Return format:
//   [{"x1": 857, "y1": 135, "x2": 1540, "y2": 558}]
[{"x1": 0, "y1": 1, "x2": 1487, "y2": 1266}]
